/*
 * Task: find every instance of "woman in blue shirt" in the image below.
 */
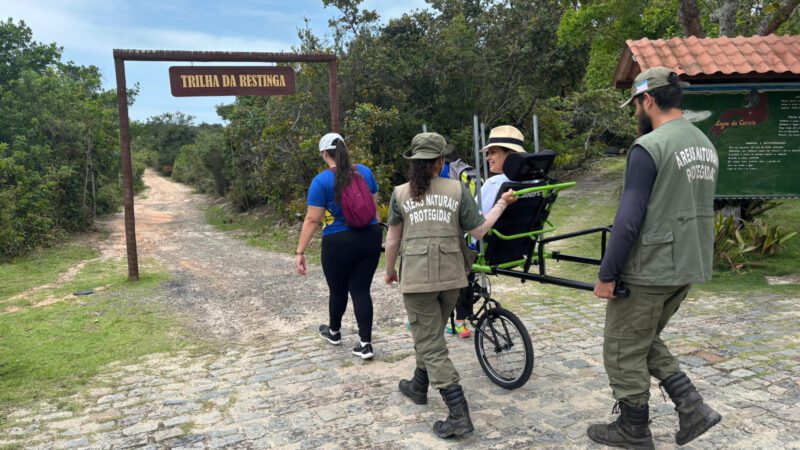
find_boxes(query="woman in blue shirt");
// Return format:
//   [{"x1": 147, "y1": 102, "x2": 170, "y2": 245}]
[{"x1": 295, "y1": 133, "x2": 382, "y2": 359}]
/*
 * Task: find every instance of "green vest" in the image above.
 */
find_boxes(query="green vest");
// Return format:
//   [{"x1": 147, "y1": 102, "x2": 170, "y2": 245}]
[
  {"x1": 621, "y1": 118, "x2": 718, "y2": 286},
  {"x1": 394, "y1": 178, "x2": 468, "y2": 294}
]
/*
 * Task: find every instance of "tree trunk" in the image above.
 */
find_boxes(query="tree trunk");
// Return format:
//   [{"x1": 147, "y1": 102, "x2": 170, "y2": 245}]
[
  {"x1": 91, "y1": 170, "x2": 96, "y2": 221},
  {"x1": 83, "y1": 135, "x2": 93, "y2": 213},
  {"x1": 712, "y1": 0, "x2": 738, "y2": 37},
  {"x1": 679, "y1": 0, "x2": 705, "y2": 37},
  {"x1": 757, "y1": 0, "x2": 800, "y2": 35}
]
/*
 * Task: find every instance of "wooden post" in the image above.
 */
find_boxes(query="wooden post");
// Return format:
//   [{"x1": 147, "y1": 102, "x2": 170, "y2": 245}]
[
  {"x1": 329, "y1": 59, "x2": 340, "y2": 132},
  {"x1": 113, "y1": 57, "x2": 140, "y2": 281}
]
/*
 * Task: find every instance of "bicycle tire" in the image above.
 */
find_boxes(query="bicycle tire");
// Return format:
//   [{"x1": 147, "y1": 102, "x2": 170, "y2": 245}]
[{"x1": 473, "y1": 307, "x2": 534, "y2": 389}]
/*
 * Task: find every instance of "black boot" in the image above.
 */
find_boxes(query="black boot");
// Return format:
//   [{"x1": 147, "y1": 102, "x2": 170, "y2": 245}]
[
  {"x1": 587, "y1": 402, "x2": 654, "y2": 449},
  {"x1": 398, "y1": 368, "x2": 429, "y2": 404},
  {"x1": 433, "y1": 385, "x2": 474, "y2": 438},
  {"x1": 661, "y1": 372, "x2": 722, "y2": 445}
]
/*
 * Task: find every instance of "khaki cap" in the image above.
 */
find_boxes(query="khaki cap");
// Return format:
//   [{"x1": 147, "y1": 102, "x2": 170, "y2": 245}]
[
  {"x1": 620, "y1": 66, "x2": 689, "y2": 107},
  {"x1": 403, "y1": 132, "x2": 449, "y2": 160}
]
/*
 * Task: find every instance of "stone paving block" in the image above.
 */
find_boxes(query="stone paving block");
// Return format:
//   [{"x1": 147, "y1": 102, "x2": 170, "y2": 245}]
[
  {"x1": 105, "y1": 434, "x2": 148, "y2": 449},
  {"x1": 39, "y1": 411, "x2": 74, "y2": 421},
  {"x1": 154, "y1": 427, "x2": 184, "y2": 442},
  {"x1": 53, "y1": 436, "x2": 89, "y2": 449},
  {"x1": 121, "y1": 420, "x2": 159, "y2": 436},
  {"x1": 730, "y1": 368, "x2": 757, "y2": 378}
]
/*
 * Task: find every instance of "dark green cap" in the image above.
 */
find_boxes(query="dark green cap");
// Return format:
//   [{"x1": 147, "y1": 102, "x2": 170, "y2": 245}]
[
  {"x1": 403, "y1": 132, "x2": 448, "y2": 160},
  {"x1": 620, "y1": 66, "x2": 689, "y2": 107}
]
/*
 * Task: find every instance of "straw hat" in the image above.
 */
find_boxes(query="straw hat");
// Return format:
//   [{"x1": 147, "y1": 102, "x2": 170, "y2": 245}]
[{"x1": 480, "y1": 125, "x2": 525, "y2": 153}]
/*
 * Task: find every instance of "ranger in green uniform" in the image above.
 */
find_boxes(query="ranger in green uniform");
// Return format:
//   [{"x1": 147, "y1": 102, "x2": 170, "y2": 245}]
[
  {"x1": 384, "y1": 132, "x2": 517, "y2": 438},
  {"x1": 587, "y1": 67, "x2": 722, "y2": 449}
]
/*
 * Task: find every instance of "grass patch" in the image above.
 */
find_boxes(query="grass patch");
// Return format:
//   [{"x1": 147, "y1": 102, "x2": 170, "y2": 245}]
[
  {"x1": 0, "y1": 244, "x2": 99, "y2": 301},
  {"x1": 381, "y1": 351, "x2": 414, "y2": 364},
  {"x1": 0, "y1": 250, "x2": 192, "y2": 411},
  {"x1": 179, "y1": 421, "x2": 193, "y2": 434},
  {"x1": 698, "y1": 199, "x2": 800, "y2": 296}
]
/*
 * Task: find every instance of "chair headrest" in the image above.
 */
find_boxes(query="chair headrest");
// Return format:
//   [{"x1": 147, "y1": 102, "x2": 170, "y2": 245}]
[{"x1": 503, "y1": 150, "x2": 556, "y2": 182}]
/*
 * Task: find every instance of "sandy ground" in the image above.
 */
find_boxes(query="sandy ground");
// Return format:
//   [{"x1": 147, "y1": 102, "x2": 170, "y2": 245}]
[{"x1": 94, "y1": 169, "x2": 403, "y2": 344}]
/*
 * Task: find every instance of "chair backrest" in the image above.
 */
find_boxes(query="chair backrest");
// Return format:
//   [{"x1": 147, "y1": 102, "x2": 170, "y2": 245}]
[
  {"x1": 502, "y1": 150, "x2": 556, "y2": 182},
  {"x1": 482, "y1": 150, "x2": 558, "y2": 265}
]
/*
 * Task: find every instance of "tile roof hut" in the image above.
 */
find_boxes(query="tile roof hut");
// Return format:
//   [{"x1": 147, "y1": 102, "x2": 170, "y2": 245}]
[
  {"x1": 612, "y1": 35, "x2": 800, "y2": 87},
  {"x1": 613, "y1": 35, "x2": 800, "y2": 199}
]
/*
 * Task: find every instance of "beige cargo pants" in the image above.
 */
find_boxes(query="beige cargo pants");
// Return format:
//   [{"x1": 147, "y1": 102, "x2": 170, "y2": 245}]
[{"x1": 403, "y1": 289, "x2": 460, "y2": 390}]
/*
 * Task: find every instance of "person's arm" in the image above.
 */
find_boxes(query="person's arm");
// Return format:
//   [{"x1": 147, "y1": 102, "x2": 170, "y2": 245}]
[
  {"x1": 384, "y1": 223, "x2": 402, "y2": 284},
  {"x1": 295, "y1": 206, "x2": 325, "y2": 276},
  {"x1": 384, "y1": 190, "x2": 403, "y2": 283},
  {"x1": 468, "y1": 190, "x2": 517, "y2": 239},
  {"x1": 373, "y1": 193, "x2": 380, "y2": 222},
  {"x1": 477, "y1": 177, "x2": 499, "y2": 216},
  {"x1": 594, "y1": 145, "x2": 657, "y2": 298}
]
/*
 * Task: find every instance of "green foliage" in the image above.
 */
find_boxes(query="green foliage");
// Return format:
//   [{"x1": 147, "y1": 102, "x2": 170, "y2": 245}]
[
  {"x1": 0, "y1": 18, "x2": 62, "y2": 85},
  {"x1": 132, "y1": 112, "x2": 198, "y2": 174},
  {"x1": 172, "y1": 125, "x2": 228, "y2": 195},
  {"x1": 559, "y1": 0, "x2": 680, "y2": 90},
  {"x1": 557, "y1": 0, "x2": 800, "y2": 90},
  {"x1": 714, "y1": 213, "x2": 798, "y2": 272},
  {"x1": 0, "y1": 19, "x2": 131, "y2": 258},
  {"x1": 217, "y1": 0, "x2": 598, "y2": 218},
  {"x1": 534, "y1": 88, "x2": 636, "y2": 168}
]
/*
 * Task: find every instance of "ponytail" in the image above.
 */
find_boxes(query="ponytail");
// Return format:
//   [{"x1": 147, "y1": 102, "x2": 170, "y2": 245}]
[
  {"x1": 327, "y1": 139, "x2": 352, "y2": 203},
  {"x1": 408, "y1": 159, "x2": 437, "y2": 202}
]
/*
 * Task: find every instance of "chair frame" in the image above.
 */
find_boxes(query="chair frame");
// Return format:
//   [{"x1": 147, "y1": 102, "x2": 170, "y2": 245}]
[{"x1": 471, "y1": 181, "x2": 619, "y2": 294}]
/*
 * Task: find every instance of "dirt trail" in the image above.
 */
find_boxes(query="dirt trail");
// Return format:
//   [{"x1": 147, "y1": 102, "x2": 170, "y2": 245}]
[{"x1": 96, "y1": 169, "x2": 402, "y2": 344}]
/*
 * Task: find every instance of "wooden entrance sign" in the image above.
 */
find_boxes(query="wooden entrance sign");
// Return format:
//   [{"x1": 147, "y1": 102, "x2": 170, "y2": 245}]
[
  {"x1": 169, "y1": 66, "x2": 296, "y2": 97},
  {"x1": 113, "y1": 49, "x2": 339, "y2": 281}
]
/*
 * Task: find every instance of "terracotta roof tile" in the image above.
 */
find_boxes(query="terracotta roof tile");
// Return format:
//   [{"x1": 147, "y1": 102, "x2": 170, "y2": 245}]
[{"x1": 625, "y1": 34, "x2": 800, "y2": 77}]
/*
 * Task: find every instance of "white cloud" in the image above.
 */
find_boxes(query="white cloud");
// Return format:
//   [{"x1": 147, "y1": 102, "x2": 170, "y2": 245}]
[
  {"x1": 1, "y1": 0, "x2": 432, "y2": 123},
  {"x1": 2, "y1": 0, "x2": 294, "y2": 57}
]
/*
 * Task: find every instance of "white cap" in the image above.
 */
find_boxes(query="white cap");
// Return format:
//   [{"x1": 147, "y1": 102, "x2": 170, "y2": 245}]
[{"x1": 319, "y1": 132, "x2": 344, "y2": 152}]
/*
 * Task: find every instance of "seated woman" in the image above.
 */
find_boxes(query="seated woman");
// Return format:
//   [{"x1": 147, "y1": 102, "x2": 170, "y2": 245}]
[{"x1": 477, "y1": 125, "x2": 528, "y2": 214}]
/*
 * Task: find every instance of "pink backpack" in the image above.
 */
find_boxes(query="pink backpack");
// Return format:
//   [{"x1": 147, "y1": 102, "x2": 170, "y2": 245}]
[{"x1": 331, "y1": 165, "x2": 376, "y2": 228}]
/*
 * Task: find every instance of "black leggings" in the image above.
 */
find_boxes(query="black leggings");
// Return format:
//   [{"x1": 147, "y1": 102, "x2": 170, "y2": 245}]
[{"x1": 321, "y1": 224, "x2": 382, "y2": 342}]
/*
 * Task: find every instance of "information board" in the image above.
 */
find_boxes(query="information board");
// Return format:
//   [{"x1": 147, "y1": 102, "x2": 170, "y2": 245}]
[{"x1": 682, "y1": 87, "x2": 800, "y2": 198}]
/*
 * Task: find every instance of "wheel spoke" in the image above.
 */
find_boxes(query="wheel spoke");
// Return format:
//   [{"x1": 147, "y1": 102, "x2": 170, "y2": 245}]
[{"x1": 474, "y1": 307, "x2": 534, "y2": 389}]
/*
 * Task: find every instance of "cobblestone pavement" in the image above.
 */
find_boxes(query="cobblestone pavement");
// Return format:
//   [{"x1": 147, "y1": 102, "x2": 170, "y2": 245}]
[
  {"x1": 2, "y1": 171, "x2": 799, "y2": 449},
  {"x1": 3, "y1": 290, "x2": 799, "y2": 449}
]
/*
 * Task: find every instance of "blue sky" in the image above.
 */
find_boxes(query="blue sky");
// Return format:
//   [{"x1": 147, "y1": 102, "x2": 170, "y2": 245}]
[{"x1": 3, "y1": 0, "x2": 428, "y2": 124}]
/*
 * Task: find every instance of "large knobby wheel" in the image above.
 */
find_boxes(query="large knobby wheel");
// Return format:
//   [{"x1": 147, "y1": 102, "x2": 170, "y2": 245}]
[{"x1": 474, "y1": 307, "x2": 534, "y2": 389}]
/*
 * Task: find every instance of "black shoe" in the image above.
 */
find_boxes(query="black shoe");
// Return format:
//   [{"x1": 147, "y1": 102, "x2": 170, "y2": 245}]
[
  {"x1": 433, "y1": 385, "x2": 474, "y2": 438},
  {"x1": 586, "y1": 402, "x2": 654, "y2": 449},
  {"x1": 399, "y1": 368, "x2": 429, "y2": 404},
  {"x1": 352, "y1": 342, "x2": 374, "y2": 359},
  {"x1": 319, "y1": 325, "x2": 341, "y2": 345},
  {"x1": 661, "y1": 372, "x2": 722, "y2": 445}
]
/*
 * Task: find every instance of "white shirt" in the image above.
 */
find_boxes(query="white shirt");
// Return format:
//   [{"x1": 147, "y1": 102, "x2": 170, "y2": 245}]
[
  {"x1": 477, "y1": 174, "x2": 511, "y2": 215},
  {"x1": 477, "y1": 173, "x2": 541, "y2": 215}
]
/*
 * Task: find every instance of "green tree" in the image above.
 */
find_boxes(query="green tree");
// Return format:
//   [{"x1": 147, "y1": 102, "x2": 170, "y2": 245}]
[
  {"x1": 0, "y1": 18, "x2": 61, "y2": 86},
  {"x1": 132, "y1": 112, "x2": 197, "y2": 174},
  {"x1": 0, "y1": 20, "x2": 128, "y2": 258}
]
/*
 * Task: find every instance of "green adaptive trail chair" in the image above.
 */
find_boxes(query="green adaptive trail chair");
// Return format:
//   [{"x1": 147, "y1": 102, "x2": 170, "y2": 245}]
[{"x1": 460, "y1": 150, "x2": 626, "y2": 390}]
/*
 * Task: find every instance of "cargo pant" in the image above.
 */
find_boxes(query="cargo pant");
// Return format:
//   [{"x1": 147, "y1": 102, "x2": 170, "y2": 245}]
[
  {"x1": 604, "y1": 283, "x2": 691, "y2": 407},
  {"x1": 403, "y1": 289, "x2": 460, "y2": 389}
]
